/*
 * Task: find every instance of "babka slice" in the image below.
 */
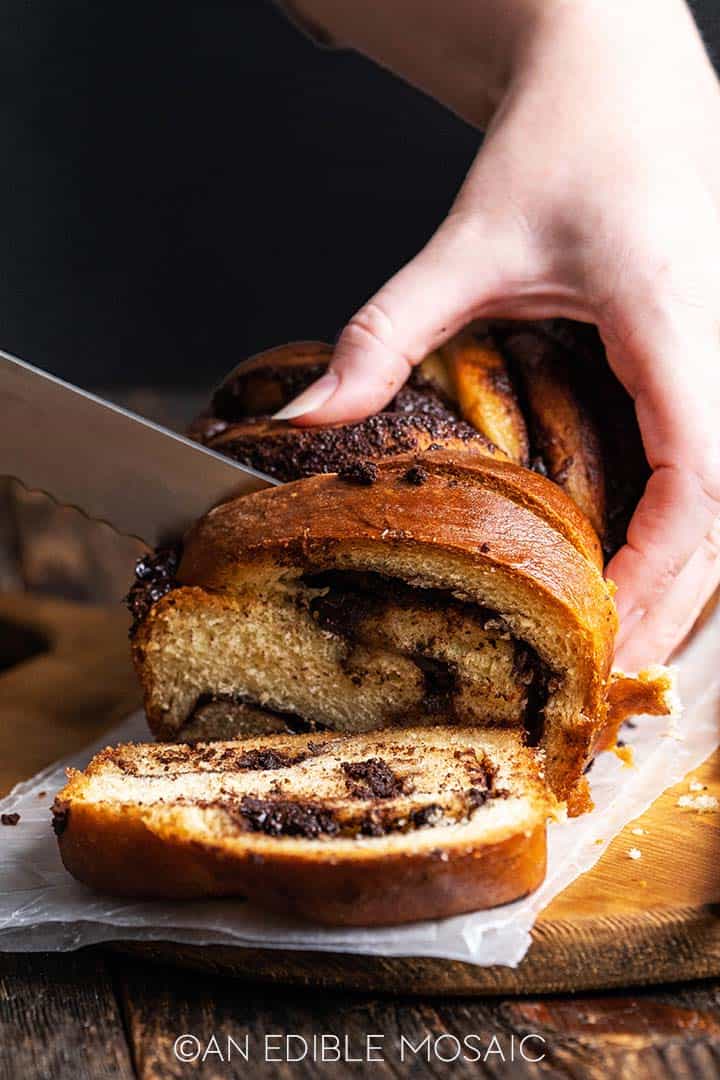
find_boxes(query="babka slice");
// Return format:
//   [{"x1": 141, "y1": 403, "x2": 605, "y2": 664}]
[
  {"x1": 131, "y1": 448, "x2": 617, "y2": 805},
  {"x1": 53, "y1": 727, "x2": 555, "y2": 925}
]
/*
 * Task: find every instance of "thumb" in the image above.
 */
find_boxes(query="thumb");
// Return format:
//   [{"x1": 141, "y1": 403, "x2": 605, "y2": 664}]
[{"x1": 274, "y1": 216, "x2": 526, "y2": 425}]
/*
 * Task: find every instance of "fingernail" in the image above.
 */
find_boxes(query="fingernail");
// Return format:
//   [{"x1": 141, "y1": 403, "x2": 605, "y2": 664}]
[{"x1": 272, "y1": 371, "x2": 340, "y2": 420}]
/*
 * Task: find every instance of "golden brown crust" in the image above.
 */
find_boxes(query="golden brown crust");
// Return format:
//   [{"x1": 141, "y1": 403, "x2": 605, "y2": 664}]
[
  {"x1": 212, "y1": 341, "x2": 333, "y2": 420},
  {"x1": 386, "y1": 447, "x2": 604, "y2": 570},
  {"x1": 502, "y1": 329, "x2": 607, "y2": 540},
  {"x1": 522, "y1": 321, "x2": 649, "y2": 558},
  {"x1": 129, "y1": 327, "x2": 654, "y2": 822},
  {"x1": 178, "y1": 449, "x2": 612, "y2": 646},
  {"x1": 56, "y1": 800, "x2": 546, "y2": 924},
  {"x1": 442, "y1": 331, "x2": 530, "y2": 466},
  {"x1": 564, "y1": 774, "x2": 594, "y2": 817},
  {"x1": 597, "y1": 668, "x2": 677, "y2": 752},
  {"x1": 415, "y1": 349, "x2": 458, "y2": 403}
]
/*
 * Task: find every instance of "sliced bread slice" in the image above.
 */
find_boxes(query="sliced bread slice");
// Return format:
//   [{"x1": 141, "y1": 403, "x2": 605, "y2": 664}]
[{"x1": 53, "y1": 727, "x2": 555, "y2": 926}]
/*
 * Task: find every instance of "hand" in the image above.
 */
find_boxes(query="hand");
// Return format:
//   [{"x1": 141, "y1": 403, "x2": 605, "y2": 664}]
[{"x1": 276, "y1": 0, "x2": 720, "y2": 670}]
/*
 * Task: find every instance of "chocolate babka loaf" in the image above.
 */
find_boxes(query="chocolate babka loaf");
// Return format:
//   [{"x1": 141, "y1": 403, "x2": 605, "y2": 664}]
[
  {"x1": 131, "y1": 448, "x2": 620, "y2": 805},
  {"x1": 189, "y1": 322, "x2": 649, "y2": 560},
  {"x1": 58, "y1": 325, "x2": 673, "y2": 922},
  {"x1": 54, "y1": 726, "x2": 554, "y2": 924}
]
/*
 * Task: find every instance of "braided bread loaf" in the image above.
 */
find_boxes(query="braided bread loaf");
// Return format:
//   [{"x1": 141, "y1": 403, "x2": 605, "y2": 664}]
[
  {"x1": 190, "y1": 321, "x2": 648, "y2": 559},
  {"x1": 57, "y1": 321, "x2": 675, "y2": 922}
]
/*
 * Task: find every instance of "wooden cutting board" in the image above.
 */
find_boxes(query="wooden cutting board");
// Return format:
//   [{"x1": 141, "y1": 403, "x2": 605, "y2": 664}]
[{"x1": 2, "y1": 589, "x2": 719, "y2": 995}]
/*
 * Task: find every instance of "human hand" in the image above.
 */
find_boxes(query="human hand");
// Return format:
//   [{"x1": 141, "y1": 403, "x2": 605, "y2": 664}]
[{"x1": 276, "y1": 0, "x2": 720, "y2": 669}]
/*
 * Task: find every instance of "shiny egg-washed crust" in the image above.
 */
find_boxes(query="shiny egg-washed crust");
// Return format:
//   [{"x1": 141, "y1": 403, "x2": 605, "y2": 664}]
[
  {"x1": 189, "y1": 325, "x2": 648, "y2": 559},
  {"x1": 491, "y1": 319, "x2": 649, "y2": 557},
  {"x1": 441, "y1": 330, "x2": 530, "y2": 466},
  {"x1": 214, "y1": 341, "x2": 333, "y2": 420},
  {"x1": 55, "y1": 799, "x2": 547, "y2": 924},
  {"x1": 599, "y1": 667, "x2": 678, "y2": 752},
  {"x1": 500, "y1": 329, "x2": 607, "y2": 540},
  {"x1": 158, "y1": 448, "x2": 617, "y2": 802},
  {"x1": 187, "y1": 342, "x2": 334, "y2": 445},
  {"x1": 179, "y1": 446, "x2": 605, "y2": 595},
  {"x1": 53, "y1": 727, "x2": 551, "y2": 924}
]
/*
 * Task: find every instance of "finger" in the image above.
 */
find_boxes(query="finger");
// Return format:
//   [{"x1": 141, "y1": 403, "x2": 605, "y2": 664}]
[
  {"x1": 613, "y1": 524, "x2": 720, "y2": 670},
  {"x1": 609, "y1": 463, "x2": 720, "y2": 644},
  {"x1": 602, "y1": 310, "x2": 720, "y2": 638},
  {"x1": 274, "y1": 216, "x2": 530, "y2": 425}
]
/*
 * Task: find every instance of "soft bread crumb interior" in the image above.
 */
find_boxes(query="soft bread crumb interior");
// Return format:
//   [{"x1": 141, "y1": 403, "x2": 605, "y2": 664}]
[
  {"x1": 66, "y1": 727, "x2": 554, "y2": 858},
  {"x1": 140, "y1": 585, "x2": 527, "y2": 737}
]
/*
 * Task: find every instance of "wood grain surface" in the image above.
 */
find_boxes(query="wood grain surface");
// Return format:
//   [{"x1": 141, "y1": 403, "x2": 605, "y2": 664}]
[
  {"x1": 1, "y1": 588, "x2": 718, "y2": 996},
  {"x1": 0, "y1": 592, "x2": 140, "y2": 795},
  {"x1": 4, "y1": 949, "x2": 720, "y2": 1080},
  {"x1": 0, "y1": 952, "x2": 135, "y2": 1080}
]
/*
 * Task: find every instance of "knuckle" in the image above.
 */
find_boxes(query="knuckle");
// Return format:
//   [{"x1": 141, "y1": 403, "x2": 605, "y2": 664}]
[{"x1": 344, "y1": 302, "x2": 396, "y2": 354}]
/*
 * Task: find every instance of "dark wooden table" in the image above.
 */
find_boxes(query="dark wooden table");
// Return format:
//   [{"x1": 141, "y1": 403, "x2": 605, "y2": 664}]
[
  {"x1": 4, "y1": 951, "x2": 720, "y2": 1079},
  {"x1": 2, "y1": 388, "x2": 720, "y2": 1079}
]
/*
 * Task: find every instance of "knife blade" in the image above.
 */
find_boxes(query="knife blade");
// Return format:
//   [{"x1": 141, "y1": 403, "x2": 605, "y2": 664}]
[{"x1": 0, "y1": 349, "x2": 276, "y2": 547}]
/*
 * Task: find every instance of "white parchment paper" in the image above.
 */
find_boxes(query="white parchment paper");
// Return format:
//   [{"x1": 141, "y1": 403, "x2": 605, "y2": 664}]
[{"x1": 1, "y1": 606, "x2": 718, "y2": 967}]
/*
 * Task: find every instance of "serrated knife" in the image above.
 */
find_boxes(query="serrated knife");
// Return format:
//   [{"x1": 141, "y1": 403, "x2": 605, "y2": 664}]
[{"x1": 0, "y1": 349, "x2": 276, "y2": 547}]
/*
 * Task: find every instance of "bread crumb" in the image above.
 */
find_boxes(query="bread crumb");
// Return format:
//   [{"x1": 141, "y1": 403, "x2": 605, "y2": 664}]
[
  {"x1": 631, "y1": 827, "x2": 646, "y2": 836},
  {"x1": 628, "y1": 847, "x2": 642, "y2": 860},
  {"x1": 614, "y1": 744, "x2": 634, "y2": 768},
  {"x1": 594, "y1": 838, "x2": 604, "y2": 845},
  {"x1": 689, "y1": 780, "x2": 706, "y2": 792},
  {"x1": 677, "y1": 794, "x2": 718, "y2": 812}
]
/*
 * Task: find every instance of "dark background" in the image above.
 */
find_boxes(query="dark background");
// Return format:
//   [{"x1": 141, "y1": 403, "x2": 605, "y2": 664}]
[{"x1": 0, "y1": 0, "x2": 718, "y2": 390}]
